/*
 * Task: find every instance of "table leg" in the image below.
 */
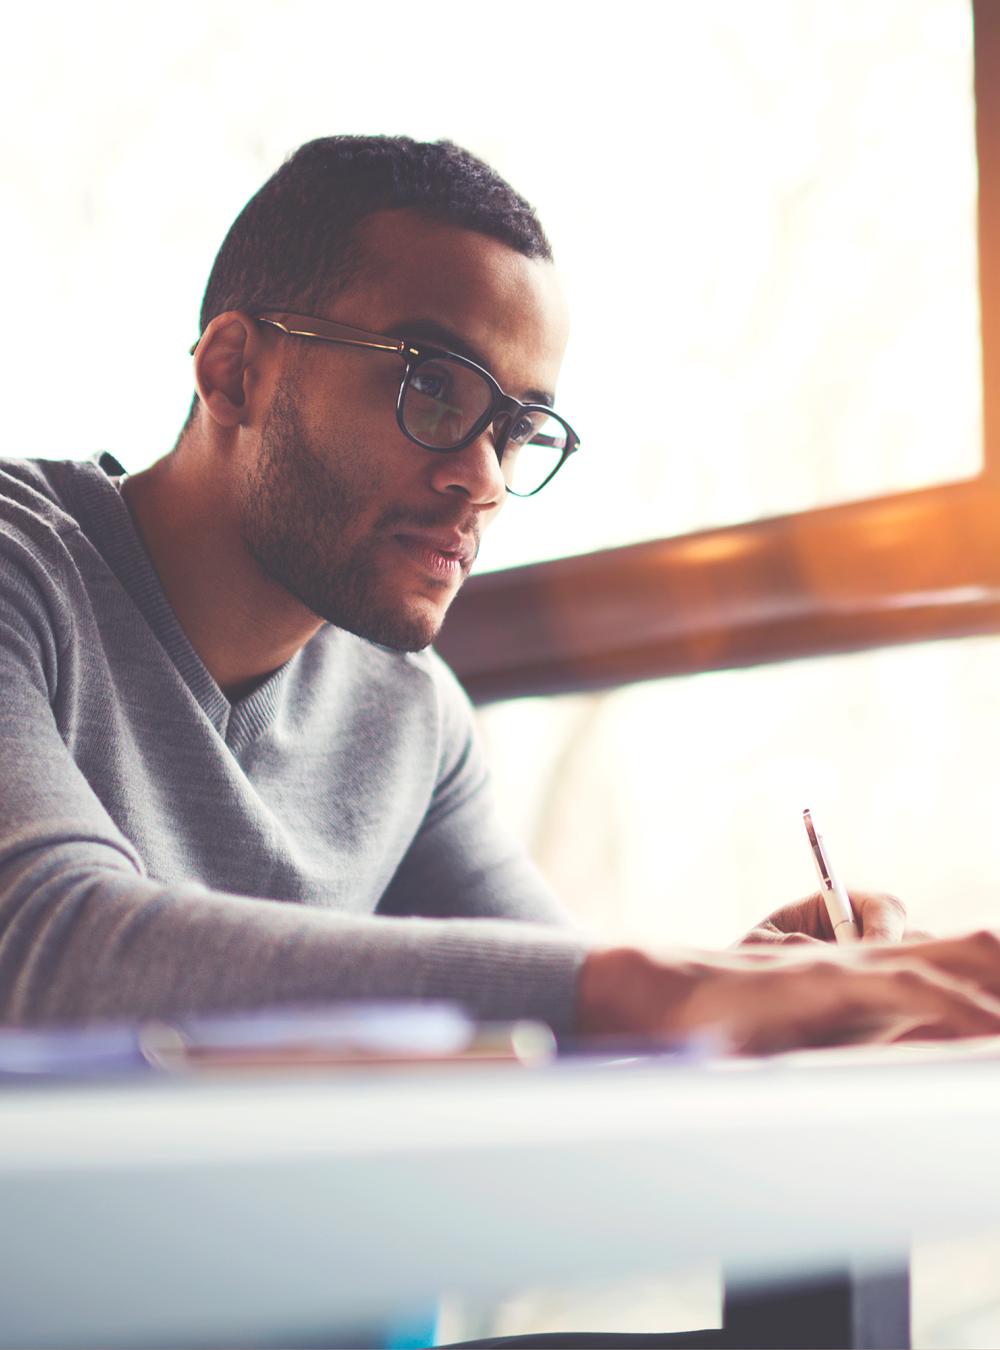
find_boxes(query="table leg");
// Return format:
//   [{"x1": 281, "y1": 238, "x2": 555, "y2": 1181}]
[{"x1": 722, "y1": 1259, "x2": 910, "y2": 1349}]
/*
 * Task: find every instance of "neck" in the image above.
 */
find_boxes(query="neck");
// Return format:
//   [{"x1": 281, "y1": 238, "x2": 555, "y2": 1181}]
[{"x1": 121, "y1": 441, "x2": 324, "y2": 700}]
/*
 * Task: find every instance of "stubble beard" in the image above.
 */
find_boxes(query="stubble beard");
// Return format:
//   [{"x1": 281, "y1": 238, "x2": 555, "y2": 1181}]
[{"x1": 239, "y1": 380, "x2": 458, "y2": 652}]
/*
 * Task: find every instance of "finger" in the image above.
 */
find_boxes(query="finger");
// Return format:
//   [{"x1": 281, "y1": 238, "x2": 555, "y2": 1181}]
[
  {"x1": 861, "y1": 930, "x2": 1000, "y2": 999},
  {"x1": 855, "y1": 892, "x2": 906, "y2": 944},
  {"x1": 889, "y1": 1020, "x2": 946, "y2": 1042},
  {"x1": 739, "y1": 922, "x2": 788, "y2": 946},
  {"x1": 739, "y1": 930, "x2": 824, "y2": 948},
  {"x1": 844, "y1": 965, "x2": 1000, "y2": 1040},
  {"x1": 739, "y1": 959, "x2": 1000, "y2": 1054}
]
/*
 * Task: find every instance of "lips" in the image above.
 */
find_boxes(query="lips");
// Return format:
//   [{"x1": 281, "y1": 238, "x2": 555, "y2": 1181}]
[{"x1": 394, "y1": 530, "x2": 476, "y2": 570}]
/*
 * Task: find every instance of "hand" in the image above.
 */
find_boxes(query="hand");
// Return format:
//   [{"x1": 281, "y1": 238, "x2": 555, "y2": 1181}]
[
  {"x1": 576, "y1": 943, "x2": 1000, "y2": 1055},
  {"x1": 858, "y1": 929, "x2": 1000, "y2": 1001},
  {"x1": 739, "y1": 890, "x2": 907, "y2": 946}
]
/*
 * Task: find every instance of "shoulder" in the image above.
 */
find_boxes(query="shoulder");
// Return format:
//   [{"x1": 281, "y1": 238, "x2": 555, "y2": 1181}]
[
  {"x1": 0, "y1": 455, "x2": 104, "y2": 547},
  {"x1": 366, "y1": 640, "x2": 474, "y2": 726},
  {"x1": 0, "y1": 456, "x2": 109, "y2": 631},
  {"x1": 299, "y1": 629, "x2": 476, "y2": 755},
  {"x1": 312, "y1": 628, "x2": 471, "y2": 709}
]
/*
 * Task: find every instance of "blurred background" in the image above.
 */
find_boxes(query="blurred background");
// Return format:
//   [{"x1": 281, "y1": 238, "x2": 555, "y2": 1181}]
[{"x1": 4, "y1": 0, "x2": 1000, "y2": 1342}]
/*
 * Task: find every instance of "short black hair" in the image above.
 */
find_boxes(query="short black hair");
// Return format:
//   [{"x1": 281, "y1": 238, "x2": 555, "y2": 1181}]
[
  {"x1": 198, "y1": 134, "x2": 553, "y2": 335},
  {"x1": 177, "y1": 135, "x2": 552, "y2": 440}
]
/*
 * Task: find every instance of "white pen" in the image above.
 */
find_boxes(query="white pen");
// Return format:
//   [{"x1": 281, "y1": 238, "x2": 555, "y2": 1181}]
[{"x1": 803, "y1": 808, "x2": 860, "y2": 944}]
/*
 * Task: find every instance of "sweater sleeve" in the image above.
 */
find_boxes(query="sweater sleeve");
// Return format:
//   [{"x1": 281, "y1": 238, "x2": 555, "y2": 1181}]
[{"x1": 0, "y1": 538, "x2": 591, "y2": 1032}]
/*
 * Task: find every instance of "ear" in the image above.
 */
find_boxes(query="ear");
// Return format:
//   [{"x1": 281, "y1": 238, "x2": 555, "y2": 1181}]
[{"x1": 192, "y1": 312, "x2": 262, "y2": 428}]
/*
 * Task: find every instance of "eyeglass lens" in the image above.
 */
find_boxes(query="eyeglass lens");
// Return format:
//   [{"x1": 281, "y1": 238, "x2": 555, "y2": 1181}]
[{"x1": 401, "y1": 355, "x2": 568, "y2": 496}]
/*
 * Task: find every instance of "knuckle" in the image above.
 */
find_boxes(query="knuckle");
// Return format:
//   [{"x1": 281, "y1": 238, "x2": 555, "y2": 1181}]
[
  {"x1": 896, "y1": 967, "x2": 930, "y2": 992},
  {"x1": 970, "y1": 928, "x2": 1000, "y2": 955},
  {"x1": 805, "y1": 956, "x2": 841, "y2": 983}
]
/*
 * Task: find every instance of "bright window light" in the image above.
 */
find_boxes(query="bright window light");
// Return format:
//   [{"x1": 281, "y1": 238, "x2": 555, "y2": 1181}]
[{"x1": 0, "y1": 0, "x2": 977, "y2": 571}]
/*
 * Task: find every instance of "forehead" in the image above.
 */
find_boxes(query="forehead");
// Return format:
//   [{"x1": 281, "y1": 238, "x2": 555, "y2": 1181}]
[{"x1": 330, "y1": 208, "x2": 569, "y2": 393}]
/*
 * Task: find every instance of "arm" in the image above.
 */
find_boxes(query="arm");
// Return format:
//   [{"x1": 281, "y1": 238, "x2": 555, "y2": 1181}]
[
  {"x1": 6, "y1": 510, "x2": 994, "y2": 1049},
  {"x1": 0, "y1": 559, "x2": 589, "y2": 1030},
  {"x1": 11, "y1": 610, "x2": 994, "y2": 1051},
  {"x1": 371, "y1": 662, "x2": 1000, "y2": 1051},
  {"x1": 374, "y1": 671, "x2": 1000, "y2": 1052}
]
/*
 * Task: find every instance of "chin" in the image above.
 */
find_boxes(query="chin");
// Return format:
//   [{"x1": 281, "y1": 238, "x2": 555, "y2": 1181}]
[
  {"x1": 327, "y1": 597, "x2": 446, "y2": 653},
  {"x1": 358, "y1": 580, "x2": 459, "y2": 652}
]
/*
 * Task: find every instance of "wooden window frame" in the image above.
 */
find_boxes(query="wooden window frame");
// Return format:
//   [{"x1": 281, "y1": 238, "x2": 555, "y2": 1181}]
[{"x1": 438, "y1": 0, "x2": 1000, "y2": 705}]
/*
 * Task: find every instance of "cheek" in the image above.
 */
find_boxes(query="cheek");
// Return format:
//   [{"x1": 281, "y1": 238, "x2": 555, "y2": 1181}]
[
  {"x1": 296, "y1": 368, "x2": 426, "y2": 508},
  {"x1": 329, "y1": 353, "x2": 404, "y2": 422},
  {"x1": 316, "y1": 385, "x2": 410, "y2": 471}
]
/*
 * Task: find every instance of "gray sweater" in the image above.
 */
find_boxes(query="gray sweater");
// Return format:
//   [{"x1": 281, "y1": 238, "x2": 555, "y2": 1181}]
[{"x1": 0, "y1": 456, "x2": 589, "y2": 1031}]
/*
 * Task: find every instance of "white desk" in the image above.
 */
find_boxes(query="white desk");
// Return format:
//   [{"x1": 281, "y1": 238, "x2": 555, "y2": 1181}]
[{"x1": 1, "y1": 1050, "x2": 999, "y2": 1348}]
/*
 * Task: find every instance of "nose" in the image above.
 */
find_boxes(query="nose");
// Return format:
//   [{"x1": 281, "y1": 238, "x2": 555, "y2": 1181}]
[{"x1": 426, "y1": 424, "x2": 507, "y2": 506}]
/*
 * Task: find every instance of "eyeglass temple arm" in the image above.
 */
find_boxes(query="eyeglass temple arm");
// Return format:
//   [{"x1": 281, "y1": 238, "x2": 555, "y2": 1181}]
[
  {"x1": 188, "y1": 316, "x2": 411, "y2": 358},
  {"x1": 521, "y1": 429, "x2": 578, "y2": 452},
  {"x1": 257, "y1": 315, "x2": 408, "y2": 355}
]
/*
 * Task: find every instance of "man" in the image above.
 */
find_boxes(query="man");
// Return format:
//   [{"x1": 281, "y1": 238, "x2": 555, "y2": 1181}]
[{"x1": 2, "y1": 134, "x2": 1000, "y2": 1052}]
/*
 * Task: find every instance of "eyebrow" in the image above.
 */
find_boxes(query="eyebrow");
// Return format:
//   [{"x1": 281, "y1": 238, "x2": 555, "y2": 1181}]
[{"x1": 389, "y1": 317, "x2": 555, "y2": 408}]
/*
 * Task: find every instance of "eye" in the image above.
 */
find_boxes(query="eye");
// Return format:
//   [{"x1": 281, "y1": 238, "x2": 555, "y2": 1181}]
[
  {"x1": 410, "y1": 365, "x2": 451, "y2": 401},
  {"x1": 508, "y1": 412, "x2": 544, "y2": 446}
]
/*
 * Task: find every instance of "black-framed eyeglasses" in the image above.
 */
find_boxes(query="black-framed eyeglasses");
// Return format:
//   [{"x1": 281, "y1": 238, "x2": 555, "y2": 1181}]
[{"x1": 192, "y1": 311, "x2": 580, "y2": 497}]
